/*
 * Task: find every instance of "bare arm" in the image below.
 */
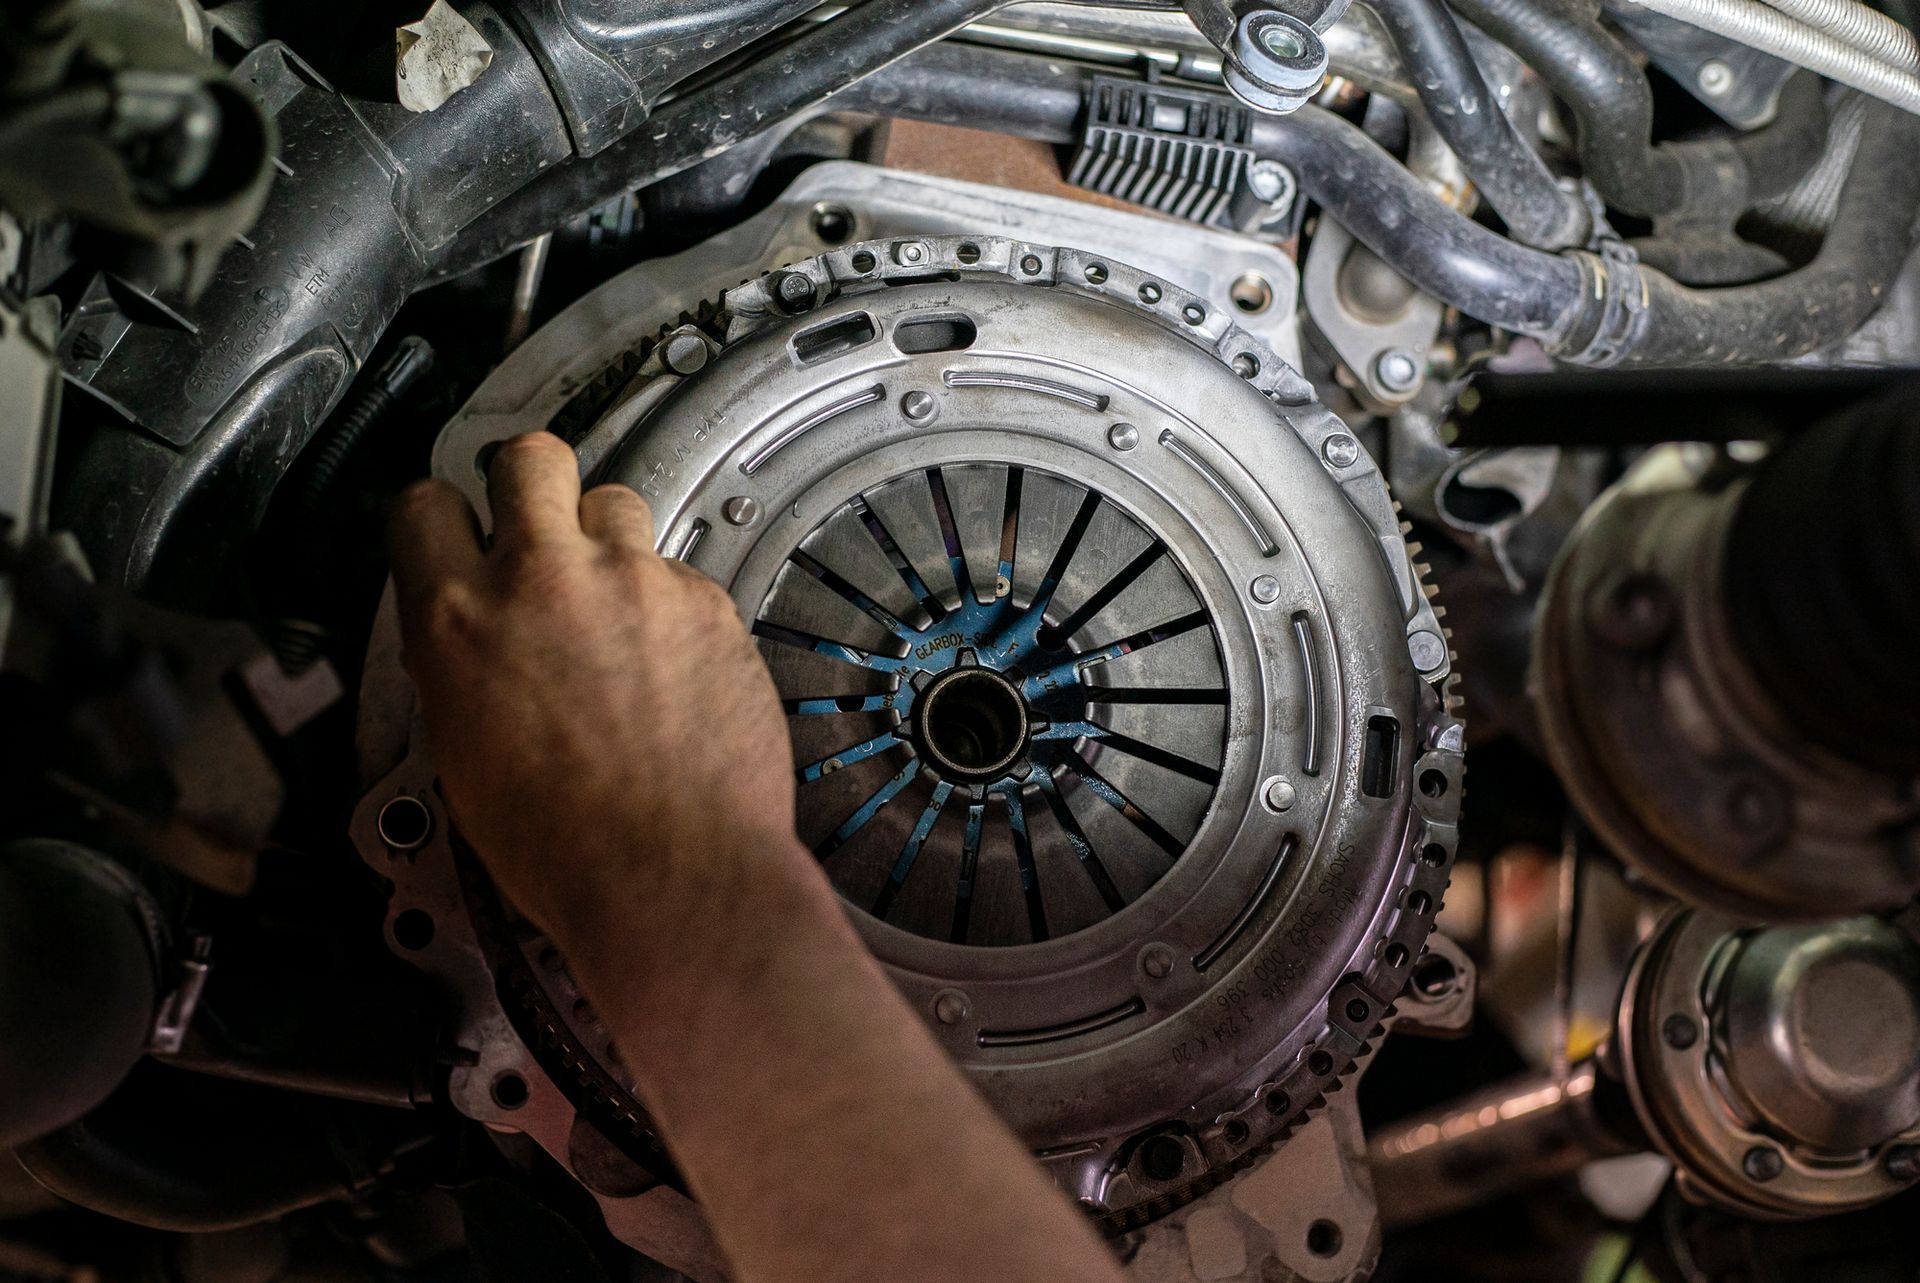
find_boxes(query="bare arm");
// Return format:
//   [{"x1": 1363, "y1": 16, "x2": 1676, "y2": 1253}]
[{"x1": 388, "y1": 432, "x2": 1126, "y2": 1283}]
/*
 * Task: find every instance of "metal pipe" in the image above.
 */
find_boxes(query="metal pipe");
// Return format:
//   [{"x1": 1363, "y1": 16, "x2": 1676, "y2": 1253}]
[
  {"x1": 1757, "y1": 0, "x2": 1919, "y2": 67},
  {"x1": 1367, "y1": 1059, "x2": 1641, "y2": 1225},
  {"x1": 1616, "y1": 0, "x2": 1920, "y2": 114},
  {"x1": 504, "y1": 233, "x2": 553, "y2": 352}
]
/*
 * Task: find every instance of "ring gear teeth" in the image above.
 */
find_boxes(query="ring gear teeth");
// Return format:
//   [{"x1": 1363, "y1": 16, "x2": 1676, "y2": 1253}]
[{"x1": 362, "y1": 232, "x2": 1464, "y2": 1244}]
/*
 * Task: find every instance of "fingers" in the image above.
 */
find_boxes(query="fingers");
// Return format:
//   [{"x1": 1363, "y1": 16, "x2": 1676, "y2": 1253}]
[
  {"x1": 389, "y1": 478, "x2": 485, "y2": 623},
  {"x1": 487, "y1": 432, "x2": 583, "y2": 549},
  {"x1": 579, "y1": 483, "x2": 655, "y2": 554}
]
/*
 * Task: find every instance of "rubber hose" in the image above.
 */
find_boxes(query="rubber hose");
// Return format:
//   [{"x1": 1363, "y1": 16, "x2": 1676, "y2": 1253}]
[
  {"x1": 1372, "y1": 0, "x2": 1591, "y2": 246},
  {"x1": 1452, "y1": 0, "x2": 1831, "y2": 217},
  {"x1": 15, "y1": 1067, "x2": 353, "y2": 1231},
  {"x1": 1619, "y1": 99, "x2": 1920, "y2": 364},
  {"x1": 1724, "y1": 383, "x2": 1920, "y2": 775}
]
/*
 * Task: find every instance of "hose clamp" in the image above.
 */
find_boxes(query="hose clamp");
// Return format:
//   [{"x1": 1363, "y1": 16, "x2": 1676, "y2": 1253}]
[{"x1": 1559, "y1": 239, "x2": 1650, "y2": 368}]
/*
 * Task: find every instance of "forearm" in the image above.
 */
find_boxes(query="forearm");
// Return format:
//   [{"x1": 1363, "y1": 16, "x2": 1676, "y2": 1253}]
[{"x1": 552, "y1": 824, "x2": 1127, "y2": 1283}]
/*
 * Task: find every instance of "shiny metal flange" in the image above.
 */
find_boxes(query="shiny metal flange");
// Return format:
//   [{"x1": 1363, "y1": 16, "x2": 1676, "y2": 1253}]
[
  {"x1": 356, "y1": 227, "x2": 1460, "y2": 1273},
  {"x1": 1617, "y1": 907, "x2": 1920, "y2": 1219}
]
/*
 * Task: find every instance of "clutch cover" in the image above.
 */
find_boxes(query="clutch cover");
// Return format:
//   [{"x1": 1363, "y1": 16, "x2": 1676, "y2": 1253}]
[{"x1": 355, "y1": 230, "x2": 1461, "y2": 1260}]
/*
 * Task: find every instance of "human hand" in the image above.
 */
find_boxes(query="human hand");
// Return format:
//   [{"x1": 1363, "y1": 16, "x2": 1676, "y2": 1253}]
[{"x1": 386, "y1": 432, "x2": 801, "y2": 942}]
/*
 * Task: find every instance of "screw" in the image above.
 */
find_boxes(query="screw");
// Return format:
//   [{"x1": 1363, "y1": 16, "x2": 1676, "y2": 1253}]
[
  {"x1": 1250, "y1": 574, "x2": 1282, "y2": 605},
  {"x1": 663, "y1": 332, "x2": 708, "y2": 375},
  {"x1": 1885, "y1": 1145, "x2": 1920, "y2": 1182},
  {"x1": 899, "y1": 241, "x2": 926, "y2": 263},
  {"x1": 1743, "y1": 1146, "x2": 1784, "y2": 1182},
  {"x1": 1662, "y1": 1014, "x2": 1700, "y2": 1050},
  {"x1": 771, "y1": 270, "x2": 816, "y2": 314},
  {"x1": 932, "y1": 989, "x2": 970, "y2": 1025},
  {"x1": 722, "y1": 496, "x2": 760, "y2": 527},
  {"x1": 1697, "y1": 59, "x2": 1735, "y2": 97},
  {"x1": 1321, "y1": 433, "x2": 1360, "y2": 468},
  {"x1": 900, "y1": 390, "x2": 938, "y2": 422},
  {"x1": 1248, "y1": 159, "x2": 1292, "y2": 204},
  {"x1": 1589, "y1": 571, "x2": 1674, "y2": 652},
  {"x1": 1374, "y1": 348, "x2": 1422, "y2": 394},
  {"x1": 1107, "y1": 422, "x2": 1140, "y2": 451},
  {"x1": 1408, "y1": 629, "x2": 1447, "y2": 674},
  {"x1": 1142, "y1": 944, "x2": 1175, "y2": 979},
  {"x1": 1263, "y1": 776, "x2": 1297, "y2": 812}
]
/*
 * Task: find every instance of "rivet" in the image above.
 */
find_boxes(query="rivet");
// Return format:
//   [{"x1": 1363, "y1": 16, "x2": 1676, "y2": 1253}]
[
  {"x1": 1107, "y1": 422, "x2": 1140, "y2": 451},
  {"x1": 1408, "y1": 629, "x2": 1447, "y2": 674},
  {"x1": 1743, "y1": 1146, "x2": 1784, "y2": 1182},
  {"x1": 901, "y1": 390, "x2": 938, "y2": 422},
  {"x1": 1142, "y1": 943, "x2": 1175, "y2": 978},
  {"x1": 722, "y1": 496, "x2": 760, "y2": 526},
  {"x1": 1662, "y1": 1013, "x2": 1699, "y2": 1050},
  {"x1": 1321, "y1": 433, "x2": 1360, "y2": 468},
  {"x1": 1250, "y1": 575, "x2": 1281, "y2": 605},
  {"x1": 1263, "y1": 776, "x2": 1297, "y2": 812},
  {"x1": 932, "y1": 989, "x2": 970, "y2": 1025}
]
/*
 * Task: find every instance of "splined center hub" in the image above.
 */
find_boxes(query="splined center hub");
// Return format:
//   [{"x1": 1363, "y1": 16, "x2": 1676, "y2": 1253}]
[{"x1": 914, "y1": 663, "x2": 1032, "y2": 782}]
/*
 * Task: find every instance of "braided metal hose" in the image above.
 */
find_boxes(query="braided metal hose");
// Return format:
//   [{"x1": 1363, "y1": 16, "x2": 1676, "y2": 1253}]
[
  {"x1": 1758, "y1": 0, "x2": 1919, "y2": 67},
  {"x1": 1620, "y1": 0, "x2": 1920, "y2": 113}
]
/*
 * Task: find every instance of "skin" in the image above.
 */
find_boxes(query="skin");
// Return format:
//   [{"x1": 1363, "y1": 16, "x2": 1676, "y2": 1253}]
[{"x1": 389, "y1": 431, "x2": 1128, "y2": 1283}]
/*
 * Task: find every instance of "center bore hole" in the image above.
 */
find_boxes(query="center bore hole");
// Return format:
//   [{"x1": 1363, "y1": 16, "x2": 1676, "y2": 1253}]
[{"x1": 923, "y1": 670, "x2": 1027, "y2": 774}]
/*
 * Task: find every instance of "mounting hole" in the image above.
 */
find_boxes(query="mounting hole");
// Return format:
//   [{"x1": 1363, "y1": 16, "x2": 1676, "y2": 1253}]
[
  {"x1": 1182, "y1": 303, "x2": 1207, "y2": 325},
  {"x1": 1084, "y1": 262, "x2": 1109, "y2": 284},
  {"x1": 1385, "y1": 942, "x2": 1409, "y2": 969},
  {"x1": 810, "y1": 202, "x2": 855, "y2": 245},
  {"x1": 956, "y1": 241, "x2": 981, "y2": 264},
  {"x1": 1307, "y1": 1050, "x2": 1334, "y2": 1076},
  {"x1": 1407, "y1": 889, "x2": 1433, "y2": 916},
  {"x1": 1139, "y1": 282, "x2": 1163, "y2": 304},
  {"x1": 1223, "y1": 1119, "x2": 1250, "y2": 1145},
  {"x1": 1306, "y1": 1220, "x2": 1343, "y2": 1258},
  {"x1": 1230, "y1": 272, "x2": 1274, "y2": 314},
  {"x1": 491, "y1": 1071, "x2": 530, "y2": 1110},
  {"x1": 1414, "y1": 953, "x2": 1458, "y2": 998},
  {"x1": 1421, "y1": 842, "x2": 1449, "y2": 867},
  {"x1": 377, "y1": 795, "x2": 433, "y2": 851},
  {"x1": 392, "y1": 908, "x2": 435, "y2": 951},
  {"x1": 1419, "y1": 769, "x2": 1450, "y2": 798},
  {"x1": 1139, "y1": 1135, "x2": 1187, "y2": 1182},
  {"x1": 850, "y1": 249, "x2": 878, "y2": 274},
  {"x1": 1264, "y1": 1090, "x2": 1292, "y2": 1116}
]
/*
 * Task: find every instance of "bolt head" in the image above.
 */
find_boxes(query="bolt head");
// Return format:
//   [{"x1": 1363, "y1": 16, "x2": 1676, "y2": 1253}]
[
  {"x1": 1107, "y1": 422, "x2": 1140, "y2": 451},
  {"x1": 932, "y1": 989, "x2": 970, "y2": 1025},
  {"x1": 1743, "y1": 1145, "x2": 1784, "y2": 1182},
  {"x1": 771, "y1": 270, "x2": 817, "y2": 314},
  {"x1": 1698, "y1": 59, "x2": 1735, "y2": 96},
  {"x1": 1250, "y1": 574, "x2": 1282, "y2": 605},
  {"x1": 900, "y1": 390, "x2": 938, "y2": 422},
  {"x1": 1589, "y1": 571, "x2": 1675, "y2": 651},
  {"x1": 1321, "y1": 434, "x2": 1360, "y2": 469},
  {"x1": 1374, "y1": 348, "x2": 1422, "y2": 394},
  {"x1": 1248, "y1": 160, "x2": 1291, "y2": 203},
  {"x1": 1263, "y1": 776, "x2": 1297, "y2": 812},
  {"x1": 722, "y1": 496, "x2": 760, "y2": 527}
]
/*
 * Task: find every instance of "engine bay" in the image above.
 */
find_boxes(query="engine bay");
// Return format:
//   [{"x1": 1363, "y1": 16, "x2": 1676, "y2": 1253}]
[{"x1": 3, "y1": 1, "x2": 1919, "y2": 1280}]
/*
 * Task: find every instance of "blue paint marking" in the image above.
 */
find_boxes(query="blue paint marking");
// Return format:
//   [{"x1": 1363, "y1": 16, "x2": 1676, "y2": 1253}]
[{"x1": 798, "y1": 731, "x2": 902, "y2": 782}]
